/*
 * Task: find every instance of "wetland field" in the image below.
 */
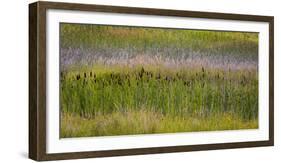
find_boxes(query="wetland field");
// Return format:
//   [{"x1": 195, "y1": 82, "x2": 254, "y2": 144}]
[{"x1": 60, "y1": 23, "x2": 258, "y2": 138}]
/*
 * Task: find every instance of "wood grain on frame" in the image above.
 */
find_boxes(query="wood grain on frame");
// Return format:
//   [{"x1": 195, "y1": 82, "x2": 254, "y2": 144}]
[{"x1": 29, "y1": 1, "x2": 274, "y2": 161}]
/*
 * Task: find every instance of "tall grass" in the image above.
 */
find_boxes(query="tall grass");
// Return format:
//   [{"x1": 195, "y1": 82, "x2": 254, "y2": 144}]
[
  {"x1": 60, "y1": 65, "x2": 258, "y2": 137},
  {"x1": 60, "y1": 23, "x2": 259, "y2": 137}
]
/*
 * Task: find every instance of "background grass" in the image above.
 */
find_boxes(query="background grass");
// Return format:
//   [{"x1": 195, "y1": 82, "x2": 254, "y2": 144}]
[
  {"x1": 60, "y1": 23, "x2": 258, "y2": 71},
  {"x1": 60, "y1": 23, "x2": 258, "y2": 56},
  {"x1": 60, "y1": 23, "x2": 259, "y2": 138}
]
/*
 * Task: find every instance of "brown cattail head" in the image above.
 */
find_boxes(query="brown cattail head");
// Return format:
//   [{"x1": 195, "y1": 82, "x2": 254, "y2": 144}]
[
  {"x1": 202, "y1": 73, "x2": 205, "y2": 78},
  {"x1": 156, "y1": 73, "x2": 161, "y2": 80},
  {"x1": 141, "y1": 67, "x2": 145, "y2": 74},
  {"x1": 128, "y1": 79, "x2": 131, "y2": 87},
  {"x1": 76, "y1": 74, "x2": 80, "y2": 80},
  {"x1": 202, "y1": 82, "x2": 205, "y2": 87}
]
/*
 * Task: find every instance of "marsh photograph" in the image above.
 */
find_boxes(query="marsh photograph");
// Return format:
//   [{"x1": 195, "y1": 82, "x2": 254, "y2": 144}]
[{"x1": 59, "y1": 23, "x2": 258, "y2": 138}]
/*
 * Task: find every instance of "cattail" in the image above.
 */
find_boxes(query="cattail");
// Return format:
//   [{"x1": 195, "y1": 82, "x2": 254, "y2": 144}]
[
  {"x1": 139, "y1": 71, "x2": 143, "y2": 79},
  {"x1": 202, "y1": 73, "x2": 205, "y2": 78},
  {"x1": 76, "y1": 74, "x2": 80, "y2": 80},
  {"x1": 202, "y1": 67, "x2": 205, "y2": 73},
  {"x1": 118, "y1": 80, "x2": 122, "y2": 86},
  {"x1": 128, "y1": 79, "x2": 131, "y2": 87},
  {"x1": 240, "y1": 75, "x2": 246, "y2": 85},
  {"x1": 90, "y1": 71, "x2": 92, "y2": 77},
  {"x1": 165, "y1": 76, "x2": 172, "y2": 83},
  {"x1": 141, "y1": 67, "x2": 145, "y2": 74},
  {"x1": 184, "y1": 81, "x2": 191, "y2": 87},
  {"x1": 60, "y1": 72, "x2": 64, "y2": 79},
  {"x1": 156, "y1": 73, "x2": 161, "y2": 80},
  {"x1": 84, "y1": 72, "x2": 87, "y2": 78}
]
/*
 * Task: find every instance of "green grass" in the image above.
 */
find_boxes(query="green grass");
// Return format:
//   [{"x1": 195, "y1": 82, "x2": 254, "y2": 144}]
[
  {"x1": 60, "y1": 65, "x2": 258, "y2": 137},
  {"x1": 60, "y1": 23, "x2": 258, "y2": 57},
  {"x1": 61, "y1": 110, "x2": 258, "y2": 137},
  {"x1": 59, "y1": 23, "x2": 259, "y2": 138}
]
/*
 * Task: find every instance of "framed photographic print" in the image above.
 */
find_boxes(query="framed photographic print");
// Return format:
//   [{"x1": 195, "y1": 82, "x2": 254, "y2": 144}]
[{"x1": 29, "y1": 1, "x2": 274, "y2": 161}]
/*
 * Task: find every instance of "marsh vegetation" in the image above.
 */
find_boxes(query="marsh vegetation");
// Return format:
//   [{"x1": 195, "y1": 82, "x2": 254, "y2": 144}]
[{"x1": 60, "y1": 24, "x2": 258, "y2": 137}]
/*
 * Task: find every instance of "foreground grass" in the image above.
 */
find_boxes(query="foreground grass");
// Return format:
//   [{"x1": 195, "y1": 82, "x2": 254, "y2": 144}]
[{"x1": 61, "y1": 110, "x2": 258, "y2": 138}]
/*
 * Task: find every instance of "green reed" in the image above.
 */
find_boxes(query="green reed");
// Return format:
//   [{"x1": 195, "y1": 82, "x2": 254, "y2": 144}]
[{"x1": 60, "y1": 65, "x2": 258, "y2": 121}]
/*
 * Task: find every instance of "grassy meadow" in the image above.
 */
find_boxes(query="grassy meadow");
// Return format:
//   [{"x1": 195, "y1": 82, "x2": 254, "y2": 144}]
[{"x1": 60, "y1": 23, "x2": 259, "y2": 138}]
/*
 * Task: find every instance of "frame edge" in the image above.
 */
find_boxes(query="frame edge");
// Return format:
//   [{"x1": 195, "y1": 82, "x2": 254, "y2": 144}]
[
  {"x1": 268, "y1": 16, "x2": 274, "y2": 146},
  {"x1": 29, "y1": 1, "x2": 39, "y2": 161},
  {"x1": 38, "y1": 1, "x2": 273, "y2": 22}
]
